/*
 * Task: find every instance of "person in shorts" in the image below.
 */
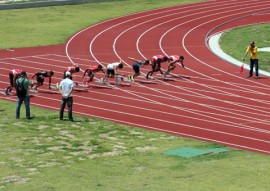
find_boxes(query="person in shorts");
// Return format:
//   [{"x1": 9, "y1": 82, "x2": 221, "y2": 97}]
[
  {"x1": 146, "y1": 55, "x2": 168, "y2": 79},
  {"x1": 82, "y1": 64, "x2": 104, "y2": 84},
  {"x1": 4, "y1": 69, "x2": 22, "y2": 95},
  {"x1": 102, "y1": 60, "x2": 123, "y2": 84},
  {"x1": 31, "y1": 70, "x2": 54, "y2": 92},
  {"x1": 164, "y1": 55, "x2": 185, "y2": 76},
  {"x1": 128, "y1": 57, "x2": 150, "y2": 81}
]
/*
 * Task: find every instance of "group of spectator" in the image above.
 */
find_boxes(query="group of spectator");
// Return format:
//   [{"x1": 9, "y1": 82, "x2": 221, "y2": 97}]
[{"x1": 8, "y1": 69, "x2": 74, "y2": 122}]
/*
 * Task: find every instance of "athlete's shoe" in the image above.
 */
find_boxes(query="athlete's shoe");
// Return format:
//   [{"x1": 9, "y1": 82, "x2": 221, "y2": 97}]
[
  {"x1": 164, "y1": 71, "x2": 169, "y2": 76},
  {"x1": 4, "y1": 88, "x2": 8, "y2": 95},
  {"x1": 33, "y1": 87, "x2": 38, "y2": 93},
  {"x1": 55, "y1": 83, "x2": 60, "y2": 90},
  {"x1": 130, "y1": 75, "x2": 134, "y2": 81}
]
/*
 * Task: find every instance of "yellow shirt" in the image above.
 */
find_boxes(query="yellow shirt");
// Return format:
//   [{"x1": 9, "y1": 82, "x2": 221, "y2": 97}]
[{"x1": 246, "y1": 46, "x2": 258, "y2": 59}]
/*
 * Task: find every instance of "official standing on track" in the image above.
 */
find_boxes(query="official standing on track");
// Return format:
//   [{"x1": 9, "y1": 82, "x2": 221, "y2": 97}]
[
  {"x1": 243, "y1": 41, "x2": 259, "y2": 79},
  {"x1": 59, "y1": 71, "x2": 74, "y2": 122}
]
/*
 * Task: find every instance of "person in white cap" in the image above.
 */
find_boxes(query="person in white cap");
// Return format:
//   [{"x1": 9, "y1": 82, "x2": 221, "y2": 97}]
[{"x1": 59, "y1": 71, "x2": 74, "y2": 122}]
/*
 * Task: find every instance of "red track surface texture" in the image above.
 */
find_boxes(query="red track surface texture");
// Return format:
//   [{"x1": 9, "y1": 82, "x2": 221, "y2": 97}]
[{"x1": 1, "y1": 0, "x2": 270, "y2": 155}]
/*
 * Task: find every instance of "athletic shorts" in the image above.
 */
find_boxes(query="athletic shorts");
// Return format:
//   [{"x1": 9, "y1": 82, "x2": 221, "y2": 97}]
[
  {"x1": 9, "y1": 74, "x2": 14, "y2": 86},
  {"x1": 133, "y1": 62, "x2": 140, "y2": 74},
  {"x1": 37, "y1": 75, "x2": 44, "y2": 83},
  {"x1": 107, "y1": 69, "x2": 115, "y2": 76},
  {"x1": 87, "y1": 70, "x2": 95, "y2": 77}
]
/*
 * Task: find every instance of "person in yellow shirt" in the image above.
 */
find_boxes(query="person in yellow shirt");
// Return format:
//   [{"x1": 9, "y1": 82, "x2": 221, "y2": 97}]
[{"x1": 242, "y1": 41, "x2": 259, "y2": 79}]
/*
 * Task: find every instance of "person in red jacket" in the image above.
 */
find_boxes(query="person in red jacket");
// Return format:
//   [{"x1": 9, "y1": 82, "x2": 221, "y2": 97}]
[
  {"x1": 82, "y1": 64, "x2": 105, "y2": 84},
  {"x1": 146, "y1": 55, "x2": 168, "y2": 79},
  {"x1": 4, "y1": 69, "x2": 22, "y2": 95},
  {"x1": 64, "y1": 65, "x2": 80, "y2": 80},
  {"x1": 164, "y1": 55, "x2": 185, "y2": 76}
]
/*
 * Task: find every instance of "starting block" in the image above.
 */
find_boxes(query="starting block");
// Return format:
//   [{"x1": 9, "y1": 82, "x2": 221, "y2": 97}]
[
  {"x1": 87, "y1": 84, "x2": 112, "y2": 89},
  {"x1": 50, "y1": 85, "x2": 58, "y2": 90},
  {"x1": 172, "y1": 74, "x2": 191, "y2": 79},
  {"x1": 0, "y1": 91, "x2": 13, "y2": 96},
  {"x1": 30, "y1": 89, "x2": 38, "y2": 93},
  {"x1": 138, "y1": 75, "x2": 154, "y2": 80},
  {"x1": 95, "y1": 78, "x2": 110, "y2": 85},
  {"x1": 136, "y1": 80, "x2": 159, "y2": 84},
  {"x1": 77, "y1": 83, "x2": 88, "y2": 87},
  {"x1": 110, "y1": 82, "x2": 131, "y2": 87},
  {"x1": 156, "y1": 77, "x2": 176, "y2": 81}
]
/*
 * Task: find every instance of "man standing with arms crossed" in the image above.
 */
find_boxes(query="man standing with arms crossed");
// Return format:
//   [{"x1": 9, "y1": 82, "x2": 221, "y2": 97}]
[
  {"x1": 243, "y1": 41, "x2": 259, "y2": 79},
  {"x1": 59, "y1": 71, "x2": 74, "y2": 122}
]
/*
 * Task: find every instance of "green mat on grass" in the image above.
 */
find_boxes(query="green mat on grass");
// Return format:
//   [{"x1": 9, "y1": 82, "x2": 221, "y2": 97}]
[{"x1": 163, "y1": 147, "x2": 231, "y2": 158}]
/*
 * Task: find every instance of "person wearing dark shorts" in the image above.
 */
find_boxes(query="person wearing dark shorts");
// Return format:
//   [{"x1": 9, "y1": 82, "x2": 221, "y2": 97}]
[
  {"x1": 102, "y1": 60, "x2": 123, "y2": 84},
  {"x1": 32, "y1": 70, "x2": 54, "y2": 92},
  {"x1": 83, "y1": 64, "x2": 104, "y2": 84},
  {"x1": 146, "y1": 55, "x2": 168, "y2": 79},
  {"x1": 4, "y1": 69, "x2": 22, "y2": 95},
  {"x1": 128, "y1": 57, "x2": 150, "y2": 81}
]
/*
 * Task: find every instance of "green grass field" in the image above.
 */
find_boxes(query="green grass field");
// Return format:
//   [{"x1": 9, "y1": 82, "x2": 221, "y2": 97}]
[
  {"x1": 220, "y1": 24, "x2": 270, "y2": 72},
  {"x1": 1, "y1": 0, "x2": 270, "y2": 190},
  {"x1": 1, "y1": 100, "x2": 270, "y2": 191}
]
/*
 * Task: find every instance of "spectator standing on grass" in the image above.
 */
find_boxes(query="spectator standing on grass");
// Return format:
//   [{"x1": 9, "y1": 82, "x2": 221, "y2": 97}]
[
  {"x1": 102, "y1": 60, "x2": 123, "y2": 84},
  {"x1": 15, "y1": 71, "x2": 33, "y2": 119},
  {"x1": 59, "y1": 71, "x2": 74, "y2": 122},
  {"x1": 243, "y1": 41, "x2": 259, "y2": 79}
]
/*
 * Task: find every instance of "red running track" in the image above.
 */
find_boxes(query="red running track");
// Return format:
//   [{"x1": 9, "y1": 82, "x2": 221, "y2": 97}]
[{"x1": 1, "y1": 0, "x2": 270, "y2": 155}]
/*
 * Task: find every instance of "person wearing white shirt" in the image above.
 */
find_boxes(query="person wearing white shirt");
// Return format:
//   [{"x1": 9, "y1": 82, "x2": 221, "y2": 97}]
[{"x1": 59, "y1": 71, "x2": 74, "y2": 122}]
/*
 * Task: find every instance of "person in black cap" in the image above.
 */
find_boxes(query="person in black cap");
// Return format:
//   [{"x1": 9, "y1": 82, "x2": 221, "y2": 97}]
[{"x1": 15, "y1": 71, "x2": 33, "y2": 119}]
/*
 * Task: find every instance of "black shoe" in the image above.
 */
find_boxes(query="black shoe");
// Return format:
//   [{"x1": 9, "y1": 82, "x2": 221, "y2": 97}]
[
  {"x1": 256, "y1": 76, "x2": 259, "y2": 79},
  {"x1": 246, "y1": 76, "x2": 252, "y2": 78},
  {"x1": 69, "y1": 119, "x2": 74, "y2": 122}
]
